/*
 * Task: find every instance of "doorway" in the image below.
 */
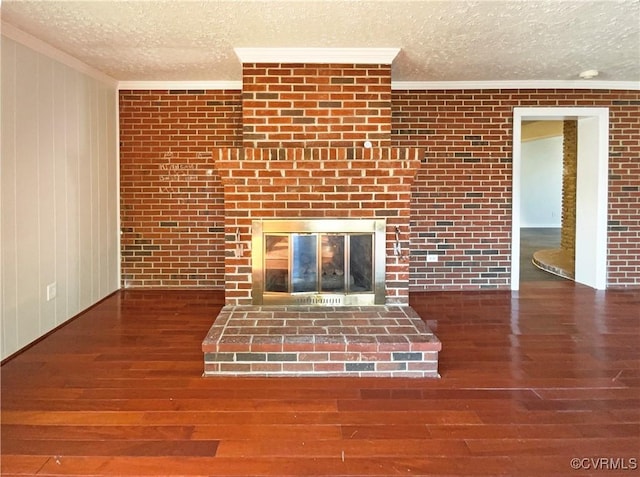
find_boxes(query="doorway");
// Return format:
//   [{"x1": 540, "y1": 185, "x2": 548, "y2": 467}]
[
  {"x1": 511, "y1": 108, "x2": 609, "y2": 290},
  {"x1": 519, "y1": 120, "x2": 565, "y2": 283}
]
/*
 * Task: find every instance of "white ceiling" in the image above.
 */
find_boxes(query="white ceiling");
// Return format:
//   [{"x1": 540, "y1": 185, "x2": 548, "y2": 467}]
[{"x1": 1, "y1": 0, "x2": 639, "y2": 85}]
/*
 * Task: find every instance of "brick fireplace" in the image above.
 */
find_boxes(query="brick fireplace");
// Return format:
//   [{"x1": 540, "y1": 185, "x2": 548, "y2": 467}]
[
  {"x1": 213, "y1": 146, "x2": 422, "y2": 305},
  {"x1": 202, "y1": 50, "x2": 441, "y2": 377}
]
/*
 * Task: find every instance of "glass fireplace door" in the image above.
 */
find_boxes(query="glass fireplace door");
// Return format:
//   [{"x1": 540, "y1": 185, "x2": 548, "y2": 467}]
[
  {"x1": 320, "y1": 235, "x2": 345, "y2": 292},
  {"x1": 349, "y1": 234, "x2": 373, "y2": 293},
  {"x1": 292, "y1": 234, "x2": 317, "y2": 293},
  {"x1": 253, "y1": 219, "x2": 386, "y2": 306},
  {"x1": 264, "y1": 235, "x2": 289, "y2": 293},
  {"x1": 263, "y1": 233, "x2": 374, "y2": 297}
]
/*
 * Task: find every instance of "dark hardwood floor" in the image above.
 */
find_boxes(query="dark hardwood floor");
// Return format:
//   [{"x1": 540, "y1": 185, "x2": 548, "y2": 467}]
[{"x1": 2, "y1": 283, "x2": 639, "y2": 476}]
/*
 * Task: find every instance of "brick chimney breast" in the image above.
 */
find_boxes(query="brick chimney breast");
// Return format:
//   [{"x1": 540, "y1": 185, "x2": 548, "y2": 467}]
[
  {"x1": 235, "y1": 48, "x2": 400, "y2": 148},
  {"x1": 241, "y1": 62, "x2": 393, "y2": 149},
  {"x1": 213, "y1": 48, "x2": 421, "y2": 306}
]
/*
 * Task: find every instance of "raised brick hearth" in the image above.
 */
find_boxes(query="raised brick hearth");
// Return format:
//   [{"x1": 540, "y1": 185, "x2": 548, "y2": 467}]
[{"x1": 203, "y1": 305, "x2": 441, "y2": 377}]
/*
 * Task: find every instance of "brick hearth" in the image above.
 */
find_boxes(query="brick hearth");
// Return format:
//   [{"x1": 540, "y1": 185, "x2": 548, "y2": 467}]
[{"x1": 202, "y1": 305, "x2": 441, "y2": 377}]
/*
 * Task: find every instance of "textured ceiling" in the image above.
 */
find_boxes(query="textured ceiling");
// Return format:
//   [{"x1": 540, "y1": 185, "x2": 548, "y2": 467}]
[{"x1": 1, "y1": 0, "x2": 639, "y2": 83}]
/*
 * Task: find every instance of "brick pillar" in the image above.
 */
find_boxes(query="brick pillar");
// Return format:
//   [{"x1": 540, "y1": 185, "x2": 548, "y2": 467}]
[{"x1": 561, "y1": 120, "x2": 577, "y2": 259}]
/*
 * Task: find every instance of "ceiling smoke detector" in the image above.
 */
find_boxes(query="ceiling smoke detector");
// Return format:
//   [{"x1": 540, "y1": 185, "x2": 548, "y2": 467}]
[{"x1": 579, "y1": 69, "x2": 599, "y2": 79}]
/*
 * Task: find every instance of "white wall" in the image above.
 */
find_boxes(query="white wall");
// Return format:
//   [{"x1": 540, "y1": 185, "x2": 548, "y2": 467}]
[
  {"x1": 520, "y1": 136, "x2": 563, "y2": 228},
  {"x1": 1, "y1": 35, "x2": 119, "y2": 360}
]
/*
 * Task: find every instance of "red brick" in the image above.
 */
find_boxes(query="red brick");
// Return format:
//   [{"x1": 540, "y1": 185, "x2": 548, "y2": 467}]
[{"x1": 122, "y1": 86, "x2": 639, "y2": 292}]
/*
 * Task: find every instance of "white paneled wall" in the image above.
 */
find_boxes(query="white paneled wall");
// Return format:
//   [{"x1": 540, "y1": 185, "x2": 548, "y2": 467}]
[{"x1": 1, "y1": 36, "x2": 119, "y2": 360}]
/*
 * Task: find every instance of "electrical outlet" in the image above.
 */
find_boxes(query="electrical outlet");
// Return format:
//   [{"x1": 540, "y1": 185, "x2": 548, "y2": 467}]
[
  {"x1": 46, "y1": 282, "x2": 57, "y2": 301},
  {"x1": 426, "y1": 254, "x2": 438, "y2": 263}
]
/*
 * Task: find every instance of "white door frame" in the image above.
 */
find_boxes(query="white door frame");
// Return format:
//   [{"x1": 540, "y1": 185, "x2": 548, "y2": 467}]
[{"x1": 511, "y1": 107, "x2": 609, "y2": 290}]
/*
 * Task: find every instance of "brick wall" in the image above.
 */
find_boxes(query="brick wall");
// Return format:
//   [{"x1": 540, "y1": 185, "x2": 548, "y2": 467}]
[
  {"x1": 119, "y1": 90, "x2": 241, "y2": 287},
  {"x1": 393, "y1": 89, "x2": 639, "y2": 289},
  {"x1": 608, "y1": 99, "x2": 640, "y2": 286},
  {"x1": 241, "y1": 63, "x2": 392, "y2": 148},
  {"x1": 119, "y1": 88, "x2": 640, "y2": 289}
]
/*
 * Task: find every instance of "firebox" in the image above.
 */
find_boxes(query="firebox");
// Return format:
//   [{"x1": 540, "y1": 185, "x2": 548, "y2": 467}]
[{"x1": 251, "y1": 219, "x2": 386, "y2": 306}]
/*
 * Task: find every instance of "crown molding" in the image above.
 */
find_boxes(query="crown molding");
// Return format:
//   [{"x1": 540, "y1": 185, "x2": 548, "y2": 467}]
[
  {"x1": 1, "y1": 21, "x2": 117, "y2": 87},
  {"x1": 117, "y1": 81, "x2": 242, "y2": 90},
  {"x1": 234, "y1": 47, "x2": 401, "y2": 65},
  {"x1": 117, "y1": 79, "x2": 640, "y2": 92},
  {"x1": 392, "y1": 80, "x2": 640, "y2": 91}
]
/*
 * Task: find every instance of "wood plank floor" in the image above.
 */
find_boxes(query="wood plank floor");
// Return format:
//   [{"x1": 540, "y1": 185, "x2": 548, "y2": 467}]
[{"x1": 2, "y1": 283, "x2": 638, "y2": 476}]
